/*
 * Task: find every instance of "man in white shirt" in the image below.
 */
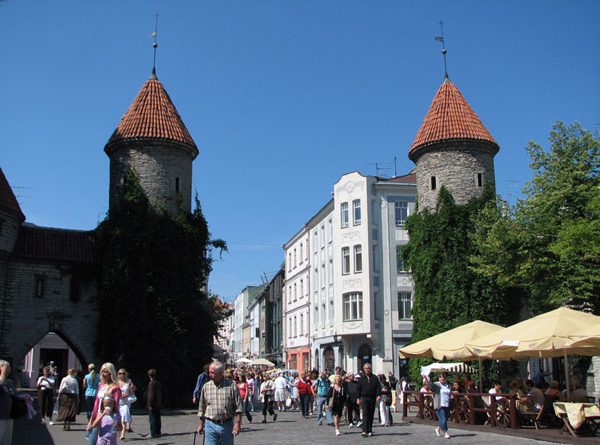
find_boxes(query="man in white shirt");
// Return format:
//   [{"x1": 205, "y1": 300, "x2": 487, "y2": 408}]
[{"x1": 273, "y1": 373, "x2": 288, "y2": 412}]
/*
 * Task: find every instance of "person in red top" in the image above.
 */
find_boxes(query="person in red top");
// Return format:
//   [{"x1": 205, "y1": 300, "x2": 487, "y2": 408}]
[
  {"x1": 297, "y1": 372, "x2": 313, "y2": 418},
  {"x1": 237, "y1": 375, "x2": 252, "y2": 423}
]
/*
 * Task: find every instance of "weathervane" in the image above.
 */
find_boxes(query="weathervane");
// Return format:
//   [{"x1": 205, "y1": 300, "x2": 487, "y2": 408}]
[
  {"x1": 151, "y1": 12, "x2": 159, "y2": 77},
  {"x1": 434, "y1": 20, "x2": 449, "y2": 79}
]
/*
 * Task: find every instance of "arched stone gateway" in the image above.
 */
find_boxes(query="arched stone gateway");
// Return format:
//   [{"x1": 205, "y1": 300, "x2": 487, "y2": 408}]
[{"x1": 0, "y1": 190, "x2": 99, "y2": 372}]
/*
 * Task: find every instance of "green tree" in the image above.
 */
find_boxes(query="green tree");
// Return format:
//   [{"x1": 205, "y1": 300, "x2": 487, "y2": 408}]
[
  {"x1": 471, "y1": 122, "x2": 600, "y2": 313},
  {"x1": 94, "y1": 169, "x2": 226, "y2": 407},
  {"x1": 403, "y1": 187, "x2": 512, "y2": 382}
]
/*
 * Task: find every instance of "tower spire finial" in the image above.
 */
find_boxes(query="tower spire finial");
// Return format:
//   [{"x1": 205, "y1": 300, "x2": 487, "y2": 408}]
[
  {"x1": 434, "y1": 20, "x2": 449, "y2": 79},
  {"x1": 150, "y1": 12, "x2": 159, "y2": 79}
]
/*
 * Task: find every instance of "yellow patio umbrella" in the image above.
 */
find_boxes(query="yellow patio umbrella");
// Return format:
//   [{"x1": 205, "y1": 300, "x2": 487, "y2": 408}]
[
  {"x1": 567, "y1": 323, "x2": 600, "y2": 350},
  {"x1": 466, "y1": 307, "x2": 600, "y2": 359},
  {"x1": 399, "y1": 320, "x2": 504, "y2": 390},
  {"x1": 399, "y1": 320, "x2": 504, "y2": 360},
  {"x1": 466, "y1": 307, "x2": 600, "y2": 398}
]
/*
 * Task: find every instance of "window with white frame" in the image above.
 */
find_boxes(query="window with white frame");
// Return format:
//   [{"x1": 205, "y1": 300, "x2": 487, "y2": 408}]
[
  {"x1": 294, "y1": 248, "x2": 297, "y2": 268},
  {"x1": 396, "y1": 245, "x2": 406, "y2": 273},
  {"x1": 288, "y1": 286, "x2": 292, "y2": 306},
  {"x1": 300, "y1": 243, "x2": 304, "y2": 263},
  {"x1": 327, "y1": 260, "x2": 333, "y2": 285},
  {"x1": 288, "y1": 317, "x2": 292, "y2": 338},
  {"x1": 313, "y1": 268, "x2": 318, "y2": 291},
  {"x1": 343, "y1": 292, "x2": 363, "y2": 321},
  {"x1": 352, "y1": 199, "x2": 361, "y2": 225},
  {"x1": 341, "y1": 202, "x2": 349, "y2": 228},
  {"x1": 321, "y1": 303, "x2": 326, "y2": 328},
  {"x1": 353, "y1": 245, "x2": 362, "y2": 273},
  {"x1": 320, "y1": 225, "x2": 325, "y2": 248},
  {"x1": 395, "y1": 201, "x2": 409, "y2": 227},
  {"x1": 398, "y1": 291, "x2": 413, "y2": 319},
  {"x1": 294, "y1": 283, "x2": 297, "y2": 301},
  {"x1": 314, "y1": 306, "x2": 318, "y2": 329},
  {"x1": 328, "y1": 219, "x2": 333, "y2": 243},
  {"x1": 288, "y1": 252, "x2": 292, "y2": 271},
  {"x1": 342, "y1": 247, "x2": 350, "y2": 275},
  {"x1": 329, "y1": 300, "x2": 334, "y2": 326},
  {"x1": 300, "y1": 313, "x2": 304, "y2": 336},
  {"x1": 313, "y1": 232, "x2": 318, "y2": 252},
  {"x1": 294, "y1": 316, "x2": 297, "y2": 337},
  {"x1": 300, "y1": 279, "x2": 304, "y2": 298},
  {"x1": 320, "y1": 264, "x2": 325, "y2": 288}
]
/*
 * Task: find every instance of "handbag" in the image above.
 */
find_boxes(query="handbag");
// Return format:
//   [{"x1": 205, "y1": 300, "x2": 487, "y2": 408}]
[{"x1": 10, "y1": 394, "x2": 27, "y2": 419}]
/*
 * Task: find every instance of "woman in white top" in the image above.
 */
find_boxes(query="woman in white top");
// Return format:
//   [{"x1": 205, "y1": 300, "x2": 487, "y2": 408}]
[
  {"x1": 289, "y1": 372, "x2": 300, "y2": 410},
  {"x1": 117, "y1": 368, "x2": 136, "y2": 441},
  {"x1": 56, "y1": 368, "x2": 79, "y2": 430},
  {"x1": 37, "y1": 367, "x2": 55, "y2": 425}
]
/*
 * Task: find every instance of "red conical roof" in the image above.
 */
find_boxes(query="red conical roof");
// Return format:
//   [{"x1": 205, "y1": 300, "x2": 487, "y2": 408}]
[
  {"x1": 0, "y1": 168, "x2": 25, "y2": 221},
  {"x1": 409, "y1": 79, "x2": 497, "y2": 159},
  {"x1": 106, "y1": 74, "x2": 198, "y2": 155}
]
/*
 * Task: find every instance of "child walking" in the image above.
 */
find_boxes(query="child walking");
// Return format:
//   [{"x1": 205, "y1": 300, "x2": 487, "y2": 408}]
[{"x1": 91, "y1": 396, "x2": 120, "y2": 445}]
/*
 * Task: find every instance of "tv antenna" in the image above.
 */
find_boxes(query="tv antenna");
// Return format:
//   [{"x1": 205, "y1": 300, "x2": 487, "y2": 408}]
[{"x1": 434, "y1": 20, "x2": 449, "y2": 79}]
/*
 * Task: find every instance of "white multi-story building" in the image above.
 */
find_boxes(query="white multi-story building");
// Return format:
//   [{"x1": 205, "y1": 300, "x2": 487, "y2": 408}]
[
  {"x1": 283, "y1": 227, "x2": 312, "y2": 374},
  {"x1": 307, "y1": 201, "x2": 336, "y2": 372},
  {"x1": 332, "y1": 171, "x2": 416, "y2": 375},
  {"x1": 292, "y1": 171, "x2": 416, "y2": 376}
]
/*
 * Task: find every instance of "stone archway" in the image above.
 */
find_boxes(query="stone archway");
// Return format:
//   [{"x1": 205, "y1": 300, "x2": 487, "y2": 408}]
[
  {"x1": 323, "y1": 346, "x2": 335, "y2": 373},
  {"x1": 3, "y1": 305, "x2": 98, "y2": 376}
]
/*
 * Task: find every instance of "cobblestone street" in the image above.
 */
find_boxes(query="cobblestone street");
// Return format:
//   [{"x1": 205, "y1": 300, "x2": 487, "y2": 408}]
[{"x1": 15, "y1": 409, "x2": 571, "y2": 445}]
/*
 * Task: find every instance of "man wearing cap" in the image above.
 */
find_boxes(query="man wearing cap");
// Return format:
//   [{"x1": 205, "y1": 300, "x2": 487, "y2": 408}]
[
  {"x1": 197, "y1": 362, "x2": 243, "y2": 445},
  {"x1": 312, "y1": 370, "x2": 333, "y2": 426},
  {"x1": 357, "y1": 363, "x2": 380, "y2": 437}
]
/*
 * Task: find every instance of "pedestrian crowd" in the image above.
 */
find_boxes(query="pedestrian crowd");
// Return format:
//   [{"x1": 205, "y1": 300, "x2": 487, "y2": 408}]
[
  {"x1": 0, "y1": 358, "x2": 163, "y2": 444},
  {"x1": 2, "y1": 355, "x2": 594, "y2": 445},
  {"x1": 194, "y1": 361, "x2": 404, "y2": 445}
]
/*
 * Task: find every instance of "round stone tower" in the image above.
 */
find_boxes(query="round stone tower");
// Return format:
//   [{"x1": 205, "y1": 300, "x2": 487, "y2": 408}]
[
  {"x1": 105, "y1": 70, "x2": 198, "y2": 214},
  {"x1": 408, "y1": 79, "x2": 499, "y2": 212}
]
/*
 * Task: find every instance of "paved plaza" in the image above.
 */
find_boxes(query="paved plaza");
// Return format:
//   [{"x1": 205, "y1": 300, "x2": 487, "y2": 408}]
[{"x1": 14, "y1": 409, "x2": 572, "y2": 445}]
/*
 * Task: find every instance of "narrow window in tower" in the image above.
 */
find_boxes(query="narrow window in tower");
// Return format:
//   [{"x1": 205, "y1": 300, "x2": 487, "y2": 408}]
[
  {"x1": 431, "y1": 176, "x2": 437, "y2": 190},
  {"x1": 34, "y1": 275, "x2": 46, "y2": 298},
  {"x1": 477, "y1": 173, "x2": 483, "y2": 187},
  {"x1": 175, "y1": 177, "x2": 180, "y2": 192}
]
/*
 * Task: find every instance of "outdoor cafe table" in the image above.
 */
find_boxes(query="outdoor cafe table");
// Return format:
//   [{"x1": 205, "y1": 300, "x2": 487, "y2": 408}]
[{"x1": 553, "y1": 402, "x2": 600, "y2": 436}]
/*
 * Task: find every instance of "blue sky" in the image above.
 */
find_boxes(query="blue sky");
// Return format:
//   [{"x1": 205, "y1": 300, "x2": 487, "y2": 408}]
[{"x1": 1, "y1": 1, "x2": 598, "y2": 301}]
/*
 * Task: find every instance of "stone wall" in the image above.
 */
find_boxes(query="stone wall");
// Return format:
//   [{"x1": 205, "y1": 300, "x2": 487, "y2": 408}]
[
  {"x1": 414, "y1": 141, "x2": 497, "y2": 211},
  {"x1": 108, "y1": 140, "x2": 194, "y2": 214},
  {"x1": 1, "y1": 259, "x2": 98, "y2": 365},
  {"x1": 0, "y1": 209, "x2": 20, "y2": 253}
]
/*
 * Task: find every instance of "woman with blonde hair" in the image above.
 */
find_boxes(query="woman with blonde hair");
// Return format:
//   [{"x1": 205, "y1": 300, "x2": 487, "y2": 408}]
[
  {"x1": 85, "y1": 362, "x2": 121, "y2": 445},
  {"x1": 0, "y1": 360, "x2": 16, "y2": 445},
  {"x1": 56, "y1": 368, "x2": 79, "y2": 430},
  {"x1": 83, "y1": 363, "x2": 100, "y2": 420},
  {"x1": 327, "y1": 374, "x2": 347, "y2": 436},
  {"x1": 117, "y1": 368, "x2": 136, "y2": 440}
]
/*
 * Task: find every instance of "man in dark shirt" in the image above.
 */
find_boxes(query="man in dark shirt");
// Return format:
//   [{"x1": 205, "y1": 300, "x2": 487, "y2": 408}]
[
  {"x1": 145, "y1": 369, "x2": 162, "y2": 439},
  {"x1": 193, "y1": 364, "x2": 210, "y2": 405},
  {"x1": 357, "y1": 363, "x2": 380, "y2": 437}
]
